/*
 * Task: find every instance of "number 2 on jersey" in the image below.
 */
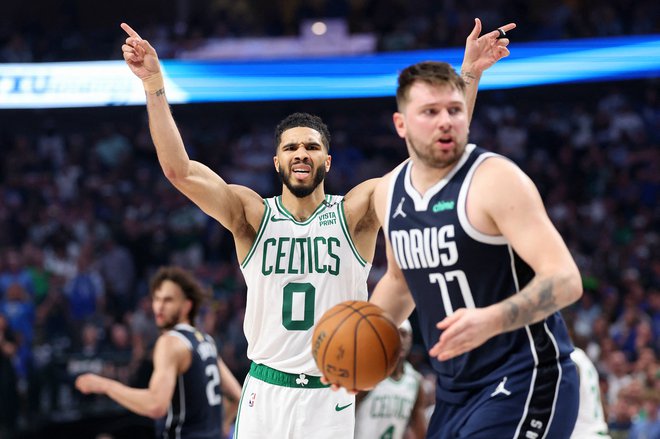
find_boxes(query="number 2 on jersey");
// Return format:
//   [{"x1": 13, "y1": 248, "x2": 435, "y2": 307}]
[
  {"x1": 205, "y1": 364, "x2": 222, "y2": 406},
  {"x1": 282, "y1": 282, "x2": 315, "y2": 330}
]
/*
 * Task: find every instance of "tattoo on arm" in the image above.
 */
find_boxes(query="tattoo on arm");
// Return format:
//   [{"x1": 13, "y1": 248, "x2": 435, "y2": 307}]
[
  {"x1": 537, "y1": 280, "x2": 558, "y2": 314},
  {"x1": 155, "y1": 88, "x2": 165, "y2": 97},
  {"x1": 504, "y1": 301, "x2": 519, "y2": 327},
  {"x1": 503, "y1": 278, "x2": 558, "y2": 330},
  {"x1": 461, "y1": 71, "x2": 476, "y2": 85}
]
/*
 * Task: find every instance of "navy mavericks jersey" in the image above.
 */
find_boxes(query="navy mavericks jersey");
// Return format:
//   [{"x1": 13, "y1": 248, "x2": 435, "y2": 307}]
[
  {"x1": 155, "y1": 323, "x2": 223, "y2": 439},
  {"x1": 384, "y1": 144, "x2": 574, "y2": 404}
]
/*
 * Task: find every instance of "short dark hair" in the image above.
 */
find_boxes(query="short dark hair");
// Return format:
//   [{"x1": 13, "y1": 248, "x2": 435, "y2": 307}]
[
  {"x1": 274, "y1": 112, "x2": 331, "y2": 152},
  {"x1": 149, "y1": 266, "x2": 209, "y2": 323},
  {"x1": 396, "y1": 61, "x2": 465, "y2": 111}
]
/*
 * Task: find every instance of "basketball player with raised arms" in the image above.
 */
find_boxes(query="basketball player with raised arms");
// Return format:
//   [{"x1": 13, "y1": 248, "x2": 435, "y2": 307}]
[
  {"x1": 369, "y1": 59, "x2": 582, "y2": 438},
  {"x1": 119, "y1": 18, "x2": 514, "y2": 439}
]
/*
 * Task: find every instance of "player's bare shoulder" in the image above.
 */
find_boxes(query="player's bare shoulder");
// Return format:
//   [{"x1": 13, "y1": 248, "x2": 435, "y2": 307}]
[
  {"x1": 156, "y1": 331, "x2": 193, "y2": 371},
  {"x1": 470, "y1": 155, "x2": 538, "y2": 207},
  {"x1": 468, "y1": 154, "x2": 543, "y2": 236},
  {"x1": 229, "y1": 184, "x2": 264, "y2": 212}
]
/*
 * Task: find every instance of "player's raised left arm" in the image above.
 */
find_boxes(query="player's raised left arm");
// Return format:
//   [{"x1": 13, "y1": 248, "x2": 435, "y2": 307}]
[{"x1": 460, "y1": 18, "x2": 515, "y2": 123}]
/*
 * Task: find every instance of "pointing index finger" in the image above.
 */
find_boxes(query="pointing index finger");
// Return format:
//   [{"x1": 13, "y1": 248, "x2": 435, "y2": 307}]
[
  {"x1": 120, "y1": 22, "x2": 142, "y2": 40},
  {"x1": 500, "y1": 22, "x2": 517, "y2": 33},
  {"x1": 485, "y1": 22, "x2": 517, "y2": 40}
]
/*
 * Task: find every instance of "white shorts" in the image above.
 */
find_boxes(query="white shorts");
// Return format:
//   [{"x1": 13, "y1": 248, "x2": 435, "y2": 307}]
[{"x1": 234, "y1": 363, "x2": 355, "y2": 439}]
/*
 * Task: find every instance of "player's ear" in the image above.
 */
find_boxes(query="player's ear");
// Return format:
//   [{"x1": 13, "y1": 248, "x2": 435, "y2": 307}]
[
  {"x1": 273, "y1": 156, "x2": 280, "y2": 173},
  {"x1": 393, "y1": 112, "x2": 406, "y2": 139},
  {"x1": 325, "y1": 154, "x2": 331, "y2": 172}
]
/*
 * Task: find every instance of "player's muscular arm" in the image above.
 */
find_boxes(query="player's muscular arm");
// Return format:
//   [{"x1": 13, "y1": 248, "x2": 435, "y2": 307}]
[
  {"x1": 75, "y1": 335, "x2": 186, "y2": 419},
  {"x1": 369, "y1": 176, "x2": 416, "y2": 325},
  {"x1": 370, "y1": 242, "x2": 416, "y2": 326},
  {"x1": 500, "y1": 277, "x2": 562, "y2": 330},
  {"x1": 429, "y1": 160, "x2": 581, "y2": 361},
  {"x1": 218, "y1": 358, "x2": 242, "y2": 403},
  {"x1": 145, "y1": 98, "x2": 263, "y2": 255},
  {"x1": 146, "y1": 98, "x2": 262, "y2": 247},
  {"x1": 120, "y1": 23, "x2": 263, "y2": 246},
  {"x1": 218, "y1": 358, "x2": 241, "y2": 433},
  {"x1": 478, "y1": 159, "x2": 583, "y2": 332}
]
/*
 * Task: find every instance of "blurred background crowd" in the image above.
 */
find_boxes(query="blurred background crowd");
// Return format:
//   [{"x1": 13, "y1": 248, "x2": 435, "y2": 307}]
[
  {"x1": 0, "y1": 0, "x2": 658, "y2": 438},
  {"x1": 1, "y1": 0, "x2": 659, "y2": 62}
]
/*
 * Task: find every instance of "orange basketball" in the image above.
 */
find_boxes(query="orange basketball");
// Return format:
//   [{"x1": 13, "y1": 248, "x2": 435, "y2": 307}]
[{"x1": 311, "y1": 300, "x2": 401, "y2": 391}]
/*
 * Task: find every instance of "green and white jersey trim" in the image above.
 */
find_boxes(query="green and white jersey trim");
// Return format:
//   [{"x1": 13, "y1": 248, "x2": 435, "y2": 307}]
[
  {"x1": 274, "y1": 194, "x2": 331, "y2": 224},
  {"x1": 338, "y1": 199, "x2": 368, "y2": 266},
  {"x1": 241, "y1": 200, "x2": 271, "y2": 268},
  {"x1": 240, "y1": 194, "x2": 371, "y2": 375}
]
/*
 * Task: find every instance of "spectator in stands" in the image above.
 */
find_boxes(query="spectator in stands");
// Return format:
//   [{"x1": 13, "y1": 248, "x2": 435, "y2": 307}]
[
  {"x1": 605, "y1": 350, "x2": 635, "y2": 407},
  {"x1": 22, "y1": 243, "x2": 51, "y2": 306},
  {"x1": 0, "y1": 283, "x2": 35, "y2": 385},
  {"x1": 63, "y1": 242, "x2": 105, "y2": 326},
  {"x1": 0, "y1": 312, "x2": 19, "y2": 438},
  {"x1": 0, "y1": 248, "x2": 35, "y2": 299},
  {"x1": 628, "y1": 389, "x2": 660, "y2": 439},
  {"x1": 96, "y1": 237, "x2": 135, "y2": 317}
]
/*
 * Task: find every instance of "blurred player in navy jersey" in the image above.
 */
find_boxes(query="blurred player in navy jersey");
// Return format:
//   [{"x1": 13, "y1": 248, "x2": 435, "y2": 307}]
[{"x1": 76, "y1": 266, "x2": 241, "y2": 438}]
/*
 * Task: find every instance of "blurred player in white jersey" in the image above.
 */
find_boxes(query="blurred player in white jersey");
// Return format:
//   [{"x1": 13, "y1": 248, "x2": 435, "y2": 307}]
[
  {"x1": 570, "y1": 347, "x2": 611, "y2": 438},
  {"x1": 355, "y1": 320, "x2": 427, "y2": 439}
]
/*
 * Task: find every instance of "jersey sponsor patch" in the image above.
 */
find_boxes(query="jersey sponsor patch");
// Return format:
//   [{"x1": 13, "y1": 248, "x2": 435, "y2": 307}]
[
  {"x1": 432, "y1": 200, "x2": 455, "y2": 212},
  {"x1": 317, "y1": 211, "x2": 337, "y2": 227}
]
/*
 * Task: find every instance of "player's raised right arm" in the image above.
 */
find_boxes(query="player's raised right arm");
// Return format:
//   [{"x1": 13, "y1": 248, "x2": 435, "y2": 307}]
[
  {"x1": 120, "y1": 23, "x2": 260, "y2": 240},
  {"x1": 460, "y1": 18, "x2": 515, "y2": 124}
]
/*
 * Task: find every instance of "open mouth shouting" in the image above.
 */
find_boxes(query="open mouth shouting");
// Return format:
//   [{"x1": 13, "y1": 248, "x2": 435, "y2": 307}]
[{"x1": 291, "y1": 163, "x2": 312, "y2": 181}]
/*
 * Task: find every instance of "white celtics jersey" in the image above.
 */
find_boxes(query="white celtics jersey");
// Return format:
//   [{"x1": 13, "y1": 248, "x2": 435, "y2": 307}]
[
  {"x1": 570, "y1": 348, "x2": 611, "y2": 439},
  {"x1": 355, "y1": 362, "x2": 421, "y2": 439},
  {"x1": 240, "y1": 195, "x2": 371, "y2": 375}
]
